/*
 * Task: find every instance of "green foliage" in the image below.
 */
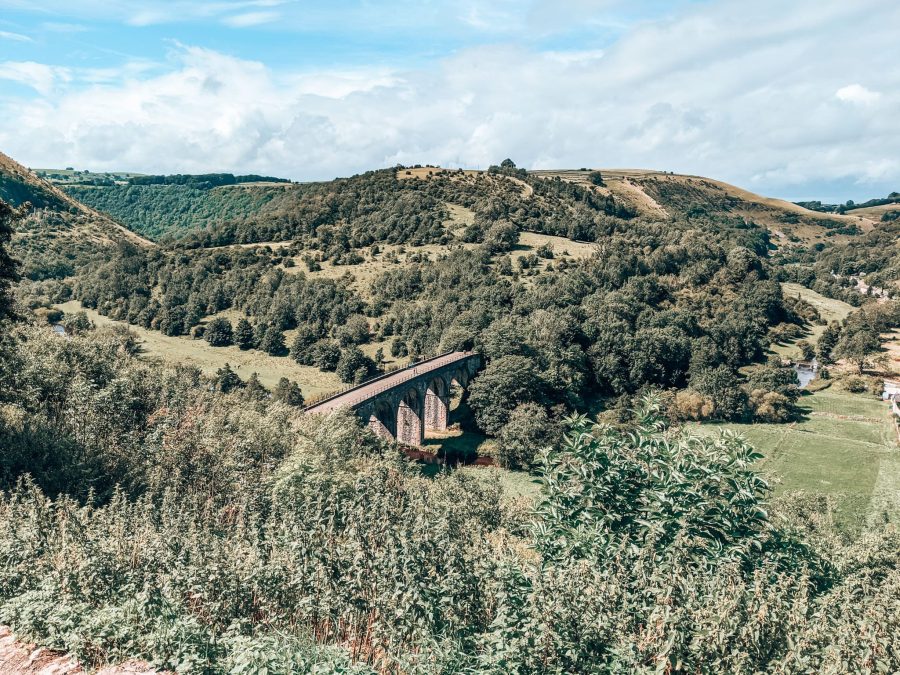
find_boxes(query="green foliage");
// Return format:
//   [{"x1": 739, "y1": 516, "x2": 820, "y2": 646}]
[
  {"x1": 0, "y1": 199, "x2": 22, "y2": 320},
  {"x1": 214, "y1": 362, "x2": 243, "y2": 393},
  {"x1": 272, "y1": 377, "x2": 304, "y2": 407},
  {"x1": 0, "y1": 332, "x2": 898, "y2": 672},
  {"x1": 204, "y1": 316, "x2": 233, "y2": 347},
  {"x1": 234, "y1": 317, "x2": 255, "y2": 350},
  {"x1": 495, "y1": 402, "x2": 555, "y2": 470},
  {"x1": 258, "y1": 324, "x2": 286, "y2": 356},
  {"x1": 336, "y1": 346, "x2": 376, "y2": 384},
  {"x1": 468, "y1": 355, "x2": 546, "y2": 435},
  {"x1": 834, "y1": 319, "x2": 881, "y2": 373}
]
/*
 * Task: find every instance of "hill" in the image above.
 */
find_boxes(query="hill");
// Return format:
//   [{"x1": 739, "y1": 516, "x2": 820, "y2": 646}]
[
  {"x1": 531, "y1": 168, "x2": 875, "y2": 243},
  {"x1": 0, "y1": 152, "x2": 150, "y2": 280}
]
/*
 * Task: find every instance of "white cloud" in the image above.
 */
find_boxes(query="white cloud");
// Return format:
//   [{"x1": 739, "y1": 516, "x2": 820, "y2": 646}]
[
  {"x1": 222, "y1": 11, "x2": 280, "y2": 27},
  {"x1": 0, "y1": 61, "x2": 69, "y2": 95},
  {"x1": 1, "y1": 0, "x2": 898, "y2": 200},
  {"x1": 0, "y1": 30, "x2": 32, "y2": 42},
  {"x1": 835, "y1": 83, "x2": 880, "y2": 106}
]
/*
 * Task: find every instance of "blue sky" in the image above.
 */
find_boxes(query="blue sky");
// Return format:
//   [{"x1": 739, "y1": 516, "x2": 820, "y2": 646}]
[{"x1": 1, "y1": 0, "x2": 898, "y2": 201}]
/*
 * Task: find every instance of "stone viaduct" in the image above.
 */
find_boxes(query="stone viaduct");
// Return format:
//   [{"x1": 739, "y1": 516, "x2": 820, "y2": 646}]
[{"x1": 303, "y1": 351, "x2": 482, "y2": 446}]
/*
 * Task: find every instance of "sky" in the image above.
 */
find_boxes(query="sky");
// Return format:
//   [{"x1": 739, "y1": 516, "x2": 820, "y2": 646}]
[{"x1": 0, "y1": 0, "x2": 898, "y2": 202}]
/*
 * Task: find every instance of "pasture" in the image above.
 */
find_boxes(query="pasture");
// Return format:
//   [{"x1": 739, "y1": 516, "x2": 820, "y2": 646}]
[{"x1": 695, "y1": 387, "x2": 900, "y2": 533}]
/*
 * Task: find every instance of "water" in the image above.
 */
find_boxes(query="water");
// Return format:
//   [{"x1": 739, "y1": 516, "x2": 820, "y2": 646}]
[
  {"x1": 793, "y1": 362, "x2": 817, "y2": 388},
  {"x1": 51, "y1": 324, "x2": 66, "y2": 337}
]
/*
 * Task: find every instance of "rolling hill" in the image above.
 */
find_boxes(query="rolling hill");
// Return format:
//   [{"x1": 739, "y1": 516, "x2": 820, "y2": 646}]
[{"x1": 0, "y1": 151, "x2": 150, "y2": 280}]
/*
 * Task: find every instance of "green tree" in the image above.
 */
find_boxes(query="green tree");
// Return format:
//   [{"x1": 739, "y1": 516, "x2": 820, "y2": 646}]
[
  {"x1": 689, "y1": 365, "x2": 748, "y2": 421},
  {"x1": 336, "y1": 346, "x2": 376, "y2": 383},
  {"x1": 468, "y1": 355, "x2": 545, "y2": 434},
  {"x1": 311, "y1": 339, "x2": 341, "y2": 371},
  {"x1": 259, "y1": 325, "x2": 286, "y2": 356},
  {"x1": 834, "y1": 321, "x2": 881, "y2": 373},
  {"x1": 290, "y1": 324, "x2": 318, "y2": 363},
  {"x1": 243, "y1": 372, "x2": 268, "y2": 401},
  {"x1": 273, "y1": 377, "x2": 304, "y2": 406},
  {"x1": 214, "y1": 362, "x2": 243, "y2": 393},
  {"x1": 816, "y1": 322, "x2": 841, "y2": 364},
  {"x1": 234, "y1": 318, "x2": 255, "y2": 350},
  {"x1": 204, "y1": 317, "x2": 233, "y2": 347},
  {"x1": 496, "y1": 402, "x2": 555, "y2": 470},
  {"x1": 61, "y1": 310, "x2": 94, "y2": 335},
  {"x1": 0, "y1": 199, "x2": 21, "y2": 321}
]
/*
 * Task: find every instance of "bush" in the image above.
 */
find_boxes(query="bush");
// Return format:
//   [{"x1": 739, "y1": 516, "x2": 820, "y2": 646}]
[{"x1": 495, "y1": 402, "x2": 555, "y2": 470}]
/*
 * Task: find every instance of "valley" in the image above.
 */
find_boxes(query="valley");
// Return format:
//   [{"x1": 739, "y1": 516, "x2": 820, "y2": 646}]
[{"x1": 2, "y1": 150, "x2": 900, "y2": 674}]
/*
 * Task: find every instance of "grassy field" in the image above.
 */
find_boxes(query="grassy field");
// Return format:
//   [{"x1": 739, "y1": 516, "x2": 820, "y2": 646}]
[
  {"x1": 770, "y1": 283, "x2": 855, "y2": 359},
  {"x1": 55, "y1": 300, "x2": 345, "y2": 397},
  {"x1": 694, "y1": 387, "x2": 900, "y2": 533}
]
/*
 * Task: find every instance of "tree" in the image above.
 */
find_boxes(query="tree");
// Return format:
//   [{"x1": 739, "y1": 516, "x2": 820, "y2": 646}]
[
  {"x1": 336, "y1": 314, "x2": 370, "y2": 346},
  {"x1": 243, "y1": 372, "x2": 268, "y2": 401},
  {"x1": 482, "y1": 221, "x2": 518, "y2": 255},
  {"x1": 468, "y1": 355, "x2": 545, "y2": 435},
  {"x1": 689, "y1": 365, "x2": 748, "y2": 421},
  {"x1": 62, "y1": 311, "x2": 94, "y2": 335},
  {"x1": 204, "y1": 317, "x2": 233, "y2": 347},
  {"x1": 311, "y1": 340, "x2": 341, "y2": 371},
  {"x1": 587, "y1": 170, "x2": 605, "y2": 186},
  {"x1": 797, "y1": 340, "x2": 815, "y2": 362},
  {"x1": 0, "y1": 200, "x2": 21, "y2": 321},
  {"x1": 290, "y1": 324, "x2": 318, "y2": 362},
  {"x1": 273, "y1": 377, "x2": 304, "y2": 406},
  {"x1": 259, "y1": 325, "x2": 286, "y2": 356},
  {"x1": 214, "y1": 363, "x2": 243, "y2": 393},
  {"x1": 816, "y1": 322, "x2": 841, "y2": 364},
  {"x1": 834, "y1": 321, "x2": 881, "y2": 373},
  {"x1": 234, "y1": 318, "x2": 255, "y2": 350},
  {"x1": 336, "y1": 346, "x2": 376, "y2": 384},
  {"x1": 496, "y1": 402, "x2": 556, "y2": 470}
]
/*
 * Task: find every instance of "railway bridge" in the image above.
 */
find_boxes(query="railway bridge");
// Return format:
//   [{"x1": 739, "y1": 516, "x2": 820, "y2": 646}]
[{"x1": 304, "y1": 351, "x2": 481, "y2": 446}]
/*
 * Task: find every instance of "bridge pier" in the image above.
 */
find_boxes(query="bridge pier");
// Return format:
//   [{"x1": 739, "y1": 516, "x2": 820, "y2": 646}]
[{"x1": 424, "y1": 377, "x2": 449, "y2": 431}]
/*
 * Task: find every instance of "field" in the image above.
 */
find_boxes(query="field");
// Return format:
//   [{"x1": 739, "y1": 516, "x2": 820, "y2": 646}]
[
  {"x1": 55, "y1": 300, "x2": 346, "y2": 397},
  {"x1": 695, "y1": 387, "x2": 900, "y2": 533},
  {"x1": 771, "y1": 283, "x2": 854, "y2": 359}
]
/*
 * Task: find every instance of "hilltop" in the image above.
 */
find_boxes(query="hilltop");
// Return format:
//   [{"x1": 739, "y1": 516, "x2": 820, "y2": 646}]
[{"x1": 0, "y1": 152, "x2": 150, "y2": 280}]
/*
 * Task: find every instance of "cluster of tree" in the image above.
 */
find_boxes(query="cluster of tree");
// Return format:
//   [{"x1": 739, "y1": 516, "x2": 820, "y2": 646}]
[
  {"x1": 65, "y1": 183, "x2": 284, "y2": 240},
  {"x1": 795, "y1": 191, "x2": 900, "y2": 213},
  {"x1": 127, "y1": 172, "x2": 290, "y2": 188},
  {"x1": 74, "y1": 243, "x2": 365, "y2": 346},
  {"x1": 816, "y1": 300, "x2": 900, "y2": 373}
]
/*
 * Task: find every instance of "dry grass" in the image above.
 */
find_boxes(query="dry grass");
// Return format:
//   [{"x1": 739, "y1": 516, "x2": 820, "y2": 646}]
[{"x1": 396, "y1": 166, "x2": 480, "y2": 181}]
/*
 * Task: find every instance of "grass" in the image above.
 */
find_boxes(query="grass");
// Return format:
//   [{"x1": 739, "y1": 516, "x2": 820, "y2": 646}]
[
  {"x1": 55, "y1": 300, "x2": 343, "y2": 397},
  {"x1": 694, "y1": 387, "x2": 900, "y2": 533},
  {"x1": 769, "y1": 283, "x2": 855, "y2": 360}
]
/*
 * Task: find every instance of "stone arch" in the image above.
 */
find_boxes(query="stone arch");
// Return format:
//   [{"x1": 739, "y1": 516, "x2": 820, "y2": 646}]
[
  {"x1": 424, "y1": 376, "x2": 449, "y2": 431},
  {"x1": 368, "y1": 398, "x2": 395, "y2": 441},
  {"x1": 451, "y1": 367, "x2": 469, "y2": 389},
  {"x1": 396, "y1": 387, "x2": 423, "y2": 446}
]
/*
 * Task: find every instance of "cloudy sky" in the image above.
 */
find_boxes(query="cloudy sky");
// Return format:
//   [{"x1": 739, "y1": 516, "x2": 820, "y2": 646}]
[{"x1": 0, "y1": 0, "x2": 898, "y2": 201}]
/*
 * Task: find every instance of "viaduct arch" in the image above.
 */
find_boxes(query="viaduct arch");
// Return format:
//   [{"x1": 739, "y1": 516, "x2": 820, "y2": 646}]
[{"x1": 304, "y1": 351, "x2": 481, "y2": 446}]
